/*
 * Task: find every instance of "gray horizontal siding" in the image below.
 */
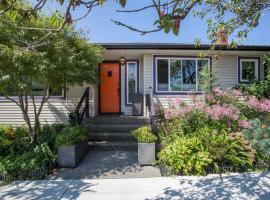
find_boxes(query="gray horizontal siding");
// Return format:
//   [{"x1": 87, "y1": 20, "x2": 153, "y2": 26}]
[{"x1": 0, "y1": 86, "x2": 96, "y2": 125}]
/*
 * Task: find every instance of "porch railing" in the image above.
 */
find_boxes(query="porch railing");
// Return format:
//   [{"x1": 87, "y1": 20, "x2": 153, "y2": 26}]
[
  {"x1": 147, "y1": 87, "x2": 156, "y2": 132},
  {"x1": 74, "y1": 87, "x2": 90, "y2": 124}
]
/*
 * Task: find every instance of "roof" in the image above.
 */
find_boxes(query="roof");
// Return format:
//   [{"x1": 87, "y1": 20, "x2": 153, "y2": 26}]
[{"x1": 96, "y1": 43, "x2": 270, "y2": 51}]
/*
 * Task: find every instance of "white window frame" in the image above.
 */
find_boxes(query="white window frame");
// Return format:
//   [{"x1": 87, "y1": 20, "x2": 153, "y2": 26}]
[
  {"x1": 155, "y1": 57, "x2": 210, "y2": 93},
  {"x1": 239, "y1": 58, "x2": 259, "y2": 83},
  {"x1": 126, "y1": 61, "x2": 138, "y2": 105}
]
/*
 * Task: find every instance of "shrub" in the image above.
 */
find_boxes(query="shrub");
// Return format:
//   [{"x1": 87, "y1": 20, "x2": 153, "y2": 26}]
[
  {"x1": 158, "y1": 118, "x2": 184, "y2": 145},
  {"x1": 158, "y1": 136, "x2": 212, "y2": 175},
  {"x1": 243, "y1": 119, "x2": 270, "y2": 159},
  {"x1": 197, "y1": 128, "x2": 255, "y2": 168},
  {"x1": 38, "y1": 123, "x2": 66, "y2": 152},
  {"x1": 0, "y1": 143, "x2": 56, "y2": 179},
  {"x1": 205, "y1": 87, "x2": 242, "y2": 106},
  {"x1": 56, "y1": 125, "x2": 87, "y2": 145},
  {"x1": 132, "y1": 126, "x2": 157, "y2": 143},
  {"x1": 0, "y1": 126, "x2": 29, "y2": 157}
]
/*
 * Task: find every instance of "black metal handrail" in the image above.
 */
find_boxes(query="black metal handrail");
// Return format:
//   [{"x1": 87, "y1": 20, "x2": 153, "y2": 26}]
[{"x1": 74, "y1": 87, "x2": 90, "y2": 124}]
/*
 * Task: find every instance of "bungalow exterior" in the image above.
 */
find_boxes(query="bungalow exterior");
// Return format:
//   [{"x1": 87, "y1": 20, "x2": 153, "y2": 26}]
[{"x1": 0, "y1": 43, "x2": 270, "y2": 125}]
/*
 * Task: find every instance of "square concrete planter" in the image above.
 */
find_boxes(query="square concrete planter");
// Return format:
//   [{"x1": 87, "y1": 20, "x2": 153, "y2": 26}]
[
  {"x1": 57, "y1": 139, "x2": 89, "y2": 168},
  {"x1": 138, "y1": 142, "x2": 155, "y2": 166}
]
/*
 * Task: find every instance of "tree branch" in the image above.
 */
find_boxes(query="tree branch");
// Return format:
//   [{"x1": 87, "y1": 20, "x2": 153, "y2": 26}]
[
  {"x1": 4, "y1": 95, "x2": 20, "y2": 107},
  {"x1": 111, "y1": 20, "x2": 162, "y2": 35},
  {"x1": 116, "y1": 1, "x2": 175, "y2": 13}
]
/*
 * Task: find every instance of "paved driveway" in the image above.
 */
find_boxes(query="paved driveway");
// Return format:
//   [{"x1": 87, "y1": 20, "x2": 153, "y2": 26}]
[{"x1": 1, "y1": 172, "x2": 270, "y2": 200}]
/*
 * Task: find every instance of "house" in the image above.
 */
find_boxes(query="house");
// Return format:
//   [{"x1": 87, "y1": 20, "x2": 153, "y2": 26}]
[{"x1": 0, "y1": 43, "x2": 270, "y2": 125}]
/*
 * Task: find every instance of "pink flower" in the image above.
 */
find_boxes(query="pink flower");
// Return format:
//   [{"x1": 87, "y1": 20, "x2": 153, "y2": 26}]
[
  {"x1": 247, "y1": 96, "x2": 270, "y2": 113},
  {"x1": 232, "y1": 90, "x2": 242, "y2": 98},
  {"x1": 213, "y1": 87, "x2": 224, "y2": 96},
  {"x1": 164, "y1": 109, "x2": 173, "y2": 120},
  {"x1": 205, "y1": 105, "x2": 239, "y2": 121},
  {"x1": 238, "y1": 120, "x2": 252, "y2": 129}
]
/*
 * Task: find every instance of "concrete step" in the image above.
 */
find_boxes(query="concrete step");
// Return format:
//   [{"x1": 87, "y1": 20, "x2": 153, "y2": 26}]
[
  {"x1": 85, "y1": 124, "x2": 141, "y2": 133},
  {"x1": 88, "y1": 132, "x2": 136, "y2": 142},
  {"x1": 88, "y1": 141, "x2": 137, "y2": 151},
  {"x1": 84, "y1": 116, "x2": 150, "y2": 125}
]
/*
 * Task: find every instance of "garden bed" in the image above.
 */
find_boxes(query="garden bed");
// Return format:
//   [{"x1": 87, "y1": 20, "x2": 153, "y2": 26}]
[{"x1": 155, "y1": 88, "x2": 270, "y2": 176}]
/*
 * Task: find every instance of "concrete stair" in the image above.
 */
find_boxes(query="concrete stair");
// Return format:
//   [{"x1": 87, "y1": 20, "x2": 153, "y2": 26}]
[{"x1": 84, "y1": 116, "x2": 150, "y2": 151}]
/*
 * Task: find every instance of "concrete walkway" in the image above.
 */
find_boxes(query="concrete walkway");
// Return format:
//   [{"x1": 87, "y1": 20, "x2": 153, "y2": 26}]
[
  {"x1": 1, "y1": 172, "x2": 270, "y2": 200},
  {"x1": 50, "y1": 151, "x2": 161, "y2": 179}
]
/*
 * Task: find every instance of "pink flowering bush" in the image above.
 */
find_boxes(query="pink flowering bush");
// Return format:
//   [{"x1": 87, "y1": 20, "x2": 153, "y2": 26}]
[
  {"x1": 156, "y1": 87, "x2": 270, "y2": 174},
  {"x1": 205, "y1": 87, "x2": 243, "y2": 106}
]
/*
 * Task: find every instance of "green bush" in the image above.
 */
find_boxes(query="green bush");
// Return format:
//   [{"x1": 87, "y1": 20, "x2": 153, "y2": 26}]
[
  {"x1": 0, "y1": 126, "x2": 30, "y2": 157},
  {"x1": 0, "y1": 143, "x2": 56, "y2": 179},
  {"x1": 243, "y1": 119, "x2": 270, "y2": 159},
  {"x1": 158, "y1": 127, "x2": 255, "y2": 175},
  {"x1": 38, "y1": 123, "x2": 66, "y2": 152},
  {"x1": 180, "y1": 110, "x2": 208, "y2": 134},
  {"x1": 158, "y1": 118, "x2": 184, "y2": 145},
  {"x1": 132, "y1": 126, "x2": 157, "y2": 143},
  {"x1": 158, "y1": 136, "x2": 212, "y2": 175},
  {"x1": 197, "y1": 128, "x2": 255, "y2": 168},
  {"x1": 56, "y1": 125, "x2": 87, "y2": 145},
  {"x1": 0, "y1": 124, "x2": 66, "y2": 180}
]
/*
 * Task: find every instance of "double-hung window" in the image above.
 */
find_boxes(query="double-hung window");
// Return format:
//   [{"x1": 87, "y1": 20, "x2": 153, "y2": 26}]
[
  {"x1": 238, "y1": 58, "x2": 259, "y2": 83},
  {"x1": 155, "y1": 57, "x2": 210, "y2": 93},
  {"x1": 126, "y1": 61, "x2": 138, "y2": 104}
]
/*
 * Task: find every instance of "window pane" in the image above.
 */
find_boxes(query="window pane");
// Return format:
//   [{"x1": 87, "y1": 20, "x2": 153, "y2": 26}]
[
  {"x1": 198, "y1": 60, "x2": 209, "y2": 91},
  {"x1": 157, "y1": 59, "x2": 169, "y2": 91},
  {"x1": 32, "y1": 81, "x2": 45, "y2": 96},
  {"x1": 170, "y1": 60, "x2": 182, "y2": 91},
  {"x1": 128, "y1": 62, "x2": 137, "y2": 103},
  {"x1": 242, "y1": 61, "x2": 256, "y2": 81},
  {"x1": 182, "y1": 60, "x2": 196, "y2": 91}
]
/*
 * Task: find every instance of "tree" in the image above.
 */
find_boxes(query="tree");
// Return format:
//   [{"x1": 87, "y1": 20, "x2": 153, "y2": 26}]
[
  {"x1": 113, "y1": 0, "x2": 270, "y2": 44},
  {"x1": 2, "y1": 1, "x2": 268, "y2": 44},
  {"x1": 0, "y1": 11, "x2": 103, "y2": 143}
]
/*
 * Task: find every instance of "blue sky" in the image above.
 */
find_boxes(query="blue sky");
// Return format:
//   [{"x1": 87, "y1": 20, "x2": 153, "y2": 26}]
[{"x1": 52, "y1": 1, "x2": 270, "y2": 45}]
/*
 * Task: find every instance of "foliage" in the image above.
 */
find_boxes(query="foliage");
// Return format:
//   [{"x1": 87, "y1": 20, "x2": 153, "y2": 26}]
[
  {"x1": 237, "y1": 54, "x2": 270, "y2": 99},
  {"x1": 0, "y1": 143, "x2": 56, "y2": 178},
  {"x1": 243, "y1": 119, "x2": 270, "y2": 159},
  {"x1": 112, "y1": 0, "x2": 269, "y2": 44},
  {"x1": 56, "y1": 125, "x2": 87, "y2": 145},
  {"x1": 0, "y1": 124, "x2": 66, "y2": 180},
  {"x1": 158, "y1": 118, "x2": 184, "y2": 145},
  {"x1": 158, "y1": 136, "x2": 212, "y2": 175},
  {"x1": 132, "y1": 126, "x2": 157, "y2": 143},
  {"x1": 156, "y1": 86, "x2": 270, "y2": 175},
  {"x1": 197, "y1": 128, "x2": 255, "y2": 168},
  {"x1": 158, "y1": 127, "x2": 255, "y2": 175},
  {"x1": 0, "y1": 126, "x2": 29, "y2": 157},
  {"x1": 0, "y1": 9, "x2": 103, "y2": 143}
]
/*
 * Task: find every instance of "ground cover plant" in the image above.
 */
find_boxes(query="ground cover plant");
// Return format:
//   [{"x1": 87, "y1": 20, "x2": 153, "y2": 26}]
[
  {"x1": 0, "y1": 124, "x2": 66, "y2": 180},
  {"x1": 157, "y1": 87, "x2": 270, "y2": 175}
]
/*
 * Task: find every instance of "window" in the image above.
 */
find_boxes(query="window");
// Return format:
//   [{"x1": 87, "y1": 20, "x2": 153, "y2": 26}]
[
  {"x1": 155, "y1": 57, "x2": 210, "y2": 93},
  {"x1": 126, "y1": 61, "x2": 138, "y2": 104},
  {"x1": 239, "y1": 58, "x2": 259, "y2": 83},
  {"x1": 0, "y1": 82, "x2": 64, "y2": 97}
]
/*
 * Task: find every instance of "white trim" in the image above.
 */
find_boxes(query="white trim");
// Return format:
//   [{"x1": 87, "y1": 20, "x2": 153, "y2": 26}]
[
  {"x1": 155, "y1": 57, "x2": 210, "y2": 93},
  {"x1": 239, "y1": 58, "x2": 259, "y2": 83},
  {"x1": 126, "y1": 61, "x2": 138, "y2": 105}
]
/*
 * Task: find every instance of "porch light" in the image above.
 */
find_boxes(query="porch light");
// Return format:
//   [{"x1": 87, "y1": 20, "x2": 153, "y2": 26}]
[{"x1": 119, "y1": 57, "x2": 126, "y2": 65}]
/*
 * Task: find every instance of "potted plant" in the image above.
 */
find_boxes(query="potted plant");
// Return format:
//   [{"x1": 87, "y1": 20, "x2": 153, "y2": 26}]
[
  {"x1": 132, "y1": 126, "x2": 158, "y2": 166},
  {"x1": 56, "y1": 125, "x2": 88, "y2": 168}
]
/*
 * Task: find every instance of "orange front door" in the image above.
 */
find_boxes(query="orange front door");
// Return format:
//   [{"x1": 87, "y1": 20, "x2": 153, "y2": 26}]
[{"x1": 100, "y1": 63, "x2": 120, "y2": 114}]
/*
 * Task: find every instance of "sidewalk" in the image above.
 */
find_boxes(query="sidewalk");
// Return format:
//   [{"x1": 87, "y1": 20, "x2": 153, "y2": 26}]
[{"x1": 1, "y1": 172, "x2": 270, "y2": 200}]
